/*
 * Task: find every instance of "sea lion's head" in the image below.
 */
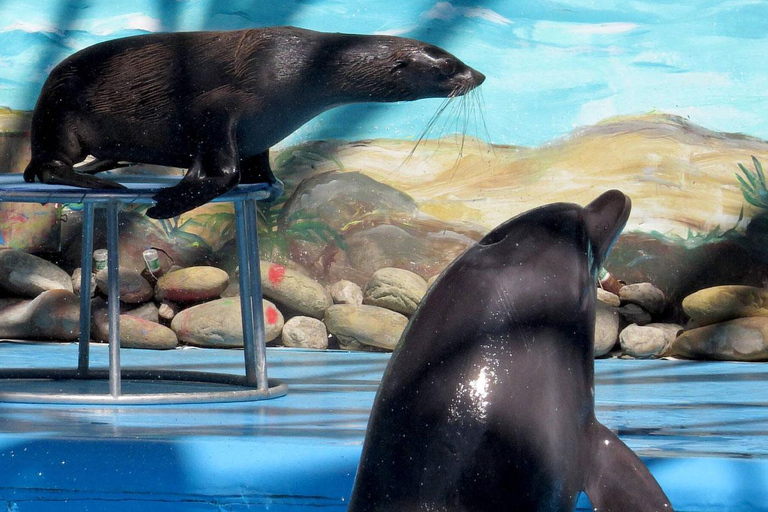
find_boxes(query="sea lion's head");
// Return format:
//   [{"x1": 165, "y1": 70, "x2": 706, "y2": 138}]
[
  {"x1": 386, "y1": 41, "x2": 486, "y2": 100},
  {"x1": 327, "y1": 34, "x2": 485, "y2": 103}
]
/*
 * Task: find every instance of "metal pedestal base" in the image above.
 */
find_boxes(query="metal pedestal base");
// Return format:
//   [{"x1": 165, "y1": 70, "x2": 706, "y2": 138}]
[{"x1": 0, "y1": 175, "x2": 287, "y2": 405}]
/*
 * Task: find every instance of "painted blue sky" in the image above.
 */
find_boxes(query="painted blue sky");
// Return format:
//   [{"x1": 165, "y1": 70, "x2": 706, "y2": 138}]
[{"x1": 1, "y1": 0, "x2": 767, "y2": 147}]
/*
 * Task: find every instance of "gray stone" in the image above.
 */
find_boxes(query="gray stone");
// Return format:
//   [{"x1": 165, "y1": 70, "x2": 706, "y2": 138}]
[
  {"x1": 329, "y1": 280, "x2": 364, "y2": 306},
  {"x1": 125, "y1": 302, "x2": 160, "y2": 323},
  {"x1": 282, "y1": 316, "x2": 328, "y2": 349},
  {"x1": 260, "y1": 262, "x2": 332, "y2": 318},
  {"x1": 363, "y1": 267, "x2": 428, "y2": 316},
  {"x1": 0, "y1": 289, "x2": 79, "y2": 340},
  {"x1": 597, "y1": 288, "x2": 620, "y2": 307},
  {"x1": 619, "y1": 324, "x2": 669, "y2": 358},
  {"x1": 0, "y1": 249, "x2": 73, "y2": 297},
  {"x1": 91, "y1": 297, "x2": 176, "y2": 349},
  {"x1": 95, "y1": 267, "x2": 154, "y2": 304},
  {"x1": 72, "y1": 268, "x2": 96, "y2": 298},
  {"x1": 324, "y1": 304, "x2": 408, "y2": 351},
  {"x1": 278, "y1": 169, "x2": 481, "y2": 283},
  {"x1": 617, "y1": 303, "x2": 652, "y2": 326},
  {"x1": 646, "y1": 323, "x2": 684, "y2": 346},
  {"x1": 620, "y1": 282, "x2": 665, "y2": 315},
  {"x1": 155, "y1": 266, "x2": 229, "y2": 303},
  {"x1": 682, "y1": 285, "x2": 768, "y2": 327},
  {"x1": 171, "y1": 297, "x2": 283, "y2": 348},
  {"x1": 667, "y1": 317, "x2": 768, "y2": 361},
  {"x1": 93, "y1": 315, "x2": 177, "y2": 350},
  {"x1": 220, "y1": 278, "x2": 240, "y2": 298},
  {"x1": 158, "y1": 300, "x2": 179, "y2": 321},
  {"x1": 594, "y1": 301, "x2": 619, "y2": 357},
  {"x1": 281, "y1": 171, "x2": 419, "y2": 233}
]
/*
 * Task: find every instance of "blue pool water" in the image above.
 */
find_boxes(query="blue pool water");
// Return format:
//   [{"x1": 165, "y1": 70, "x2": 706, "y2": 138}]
[{"x1": 0, "y1": 342, "x2": 766, "y2": 511}]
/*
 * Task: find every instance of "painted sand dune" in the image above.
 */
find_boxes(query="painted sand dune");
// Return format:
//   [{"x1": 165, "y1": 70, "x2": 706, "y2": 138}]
[{"x1": 276, "y1": 113, "x2": 768, "y2": 238}]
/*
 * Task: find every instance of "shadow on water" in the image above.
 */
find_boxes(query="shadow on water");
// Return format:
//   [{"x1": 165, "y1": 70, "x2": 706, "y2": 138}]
[
  {"x1": 1, "y1": 0, "x2": 87, "y2": 174},
  {"x1": 157, "y1": 0, "x2": 182, "y2": 32},
  {"x1": 596, "y1": 371, "x2": 768, "y2": 386},
  {"x1": 202, "y1": 0, "x2": 304, "y2": 31},
  {"x1": 21, "y1": 0, "x2": 87, "y2": 112}
]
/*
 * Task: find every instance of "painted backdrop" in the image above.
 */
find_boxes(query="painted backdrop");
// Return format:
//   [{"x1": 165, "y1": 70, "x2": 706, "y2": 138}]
[{"x1": 2, "y1": 0, "x2": 768, "y2": 327}]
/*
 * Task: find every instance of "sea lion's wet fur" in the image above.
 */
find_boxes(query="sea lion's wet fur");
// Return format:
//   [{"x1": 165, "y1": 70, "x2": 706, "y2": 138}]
[
  {"x1": 24, "y1": 27, "x2": 484, "y2": 218},
  {"x1": 348, "y1": 190, "x2": 674, "y2": 512}
]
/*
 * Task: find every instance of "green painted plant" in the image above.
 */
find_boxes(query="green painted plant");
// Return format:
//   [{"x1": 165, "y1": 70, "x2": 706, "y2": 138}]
[
  {"x1": 130, "y1": 204, "x2": 218, "y2": 250},
  {"x1": 257, "y1": 196, "x2": 347, "y2": 262},
  {"x1": 736, "y1": 156, "x2": 768, "y2": 210},
  {"x1": 648, "y1": 209, "x2": 743, "y2": 249}
]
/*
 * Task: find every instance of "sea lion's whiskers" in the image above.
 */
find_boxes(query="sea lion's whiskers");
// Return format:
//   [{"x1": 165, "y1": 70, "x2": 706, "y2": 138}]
[
  {"x1": 465, "y1": 89, "x2": 492, "y2": 158},
  {"x1": 475, "y1": 88, "x2": 495, "y2": 156},
  {"x1": 441, "y1": 93, "x2": 466, "y2": 145},
  {"x1": 399, "y1": 80, "x2": 485, "y2": 177},
  {"x1": 446, "y1": 95, "x2": 470, "y2": 181},
  {"x1": 396, "y1": 96, "x2": 456, "y2": 172}
]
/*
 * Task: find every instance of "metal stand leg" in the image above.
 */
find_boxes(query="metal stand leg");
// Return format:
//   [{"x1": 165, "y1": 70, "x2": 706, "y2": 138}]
[
  {"x1": 245, "y1": 199, "x2": 268, "y2": 391},
  {"x1": 77, "y1": 203, "x2": 95, "y2": 376},
  {"x1": 235, "y1": 201, "x2": 258, "y2": 387},
  {"x1": 106, "y1": 201, "x2": 121, "y2": 398}
]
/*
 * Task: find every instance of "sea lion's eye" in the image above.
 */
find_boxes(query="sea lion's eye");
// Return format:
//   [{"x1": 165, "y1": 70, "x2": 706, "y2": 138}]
[
  {"x1": 438, "y1": 58, "x2": 456, "y2": 76},
  {"x1": 394, "y1": 59, "x2": 408, "y2": 70}
]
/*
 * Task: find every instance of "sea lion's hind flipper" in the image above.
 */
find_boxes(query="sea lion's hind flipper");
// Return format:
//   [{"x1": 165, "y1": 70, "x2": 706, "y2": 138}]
[
  {"x1": 585, "y1": 422, "x2": 674, "y2": 512},
  {"x1": 23, "y1": 159, "x2": 126, "y2": 190},
  {"x1": 75, "y1": 159, "x2": 135, "y2": 175},
  {"x1": 146, "y1": 175, "x2": 238, "y2": 219}
]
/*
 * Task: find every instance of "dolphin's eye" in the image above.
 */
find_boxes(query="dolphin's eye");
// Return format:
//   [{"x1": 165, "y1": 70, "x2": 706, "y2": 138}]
[{"x1": 438, "y1": 58, "x2": 457, "y2": 76}]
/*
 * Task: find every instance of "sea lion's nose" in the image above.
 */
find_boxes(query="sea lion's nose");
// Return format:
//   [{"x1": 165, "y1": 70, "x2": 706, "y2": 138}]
[{"x1": 471, "y1": 68, "x2": 486, "y2": 86}]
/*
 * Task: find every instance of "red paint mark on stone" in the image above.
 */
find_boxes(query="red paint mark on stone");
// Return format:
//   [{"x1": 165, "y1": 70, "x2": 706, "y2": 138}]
[
  {"x1": 268, "y1": 264, "x2": 286, "y2": 285},
  {"x1": 266, "y1": 307, "x2": 279, "y2": 325}
]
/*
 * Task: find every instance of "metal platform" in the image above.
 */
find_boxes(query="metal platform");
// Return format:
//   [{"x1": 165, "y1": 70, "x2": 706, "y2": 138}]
[
  {"x1": 0, "y1": 343, "x2": 766, "y2": 511},
  {"x1": 0, "y1": 173, "x2": 287, "y2": 404}
]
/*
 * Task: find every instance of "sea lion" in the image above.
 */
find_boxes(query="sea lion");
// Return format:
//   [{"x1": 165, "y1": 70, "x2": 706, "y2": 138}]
[
  {"x1": 23, "y1": 27, "x2": 485, "y2": 218},
  {"x1": 348, "y1": 190, "x2": 674, "y2": 512}
]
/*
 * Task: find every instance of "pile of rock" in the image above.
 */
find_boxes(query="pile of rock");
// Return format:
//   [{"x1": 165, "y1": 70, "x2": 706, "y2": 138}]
[
  {"x1": 595, "y1": 281, "x2": 683, "y2": 359},
  {"x1": 0, "y1": 248, "x2": 285, "y2": 350},
  {"x1": 0, "y1": 249, "x2": 79, "y2": 340},
  {"x1": 0, "y1": 247, "x2": 424, "y2": 353},
  {"x1": 5, "y1": 244, "x2": 765, "y2": 361},
  {"x1": 259, "y1": 263, "x2": 425, "y2": 351},
  {"x1": 666, "y1": 285, "x2": 768, "y2": 361}
]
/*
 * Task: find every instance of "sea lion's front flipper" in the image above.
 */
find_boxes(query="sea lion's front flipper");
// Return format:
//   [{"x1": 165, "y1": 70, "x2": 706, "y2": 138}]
[
  {"x1": 147, "y1": 121, "x2": 241, "y2": 219},
  {"x1": 146, "y1": 175, "x2": 238, "y2": 219},
  {"x1": 240, "y1": 151, "x2": 283, "y2": 201},
  {"x1": 585, "y1": 422, "x2": 674, "y2": 512}
]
